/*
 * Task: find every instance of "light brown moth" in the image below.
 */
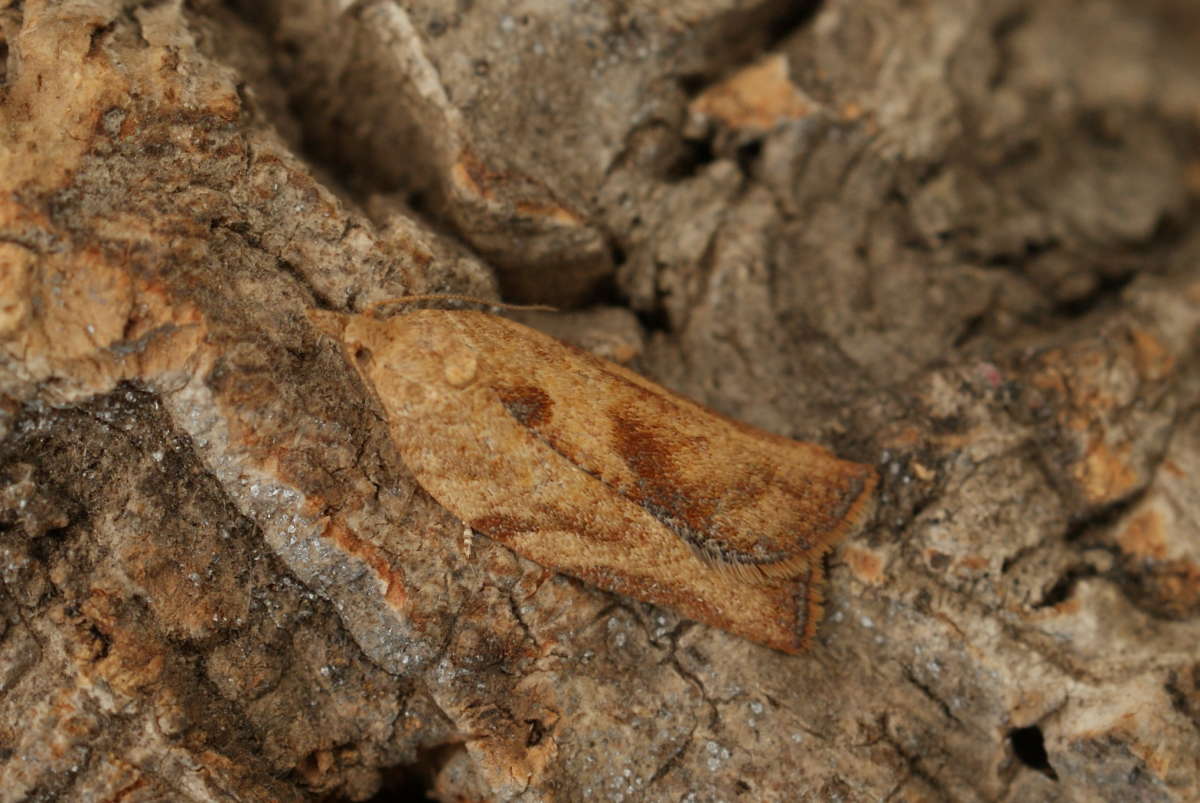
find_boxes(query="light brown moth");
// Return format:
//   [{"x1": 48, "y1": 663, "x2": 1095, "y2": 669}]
[{"x1": 312, "y1": 307, "x2": 877, "y2": 653}]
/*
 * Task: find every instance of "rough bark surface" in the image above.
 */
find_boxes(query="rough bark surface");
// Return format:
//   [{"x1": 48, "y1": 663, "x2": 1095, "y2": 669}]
[{"x1": 1, "y1": 1, "x2": 1198, "y2": 801}]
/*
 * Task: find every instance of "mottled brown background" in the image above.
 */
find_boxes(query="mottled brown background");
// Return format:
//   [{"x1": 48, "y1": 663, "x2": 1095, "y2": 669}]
[{"x1": 1, "y1": 1, "x2": 1198, "y2": 801}]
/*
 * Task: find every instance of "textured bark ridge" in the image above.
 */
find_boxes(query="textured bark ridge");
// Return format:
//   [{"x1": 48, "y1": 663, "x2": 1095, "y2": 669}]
[{"x1": 1, "y1": 1, "x2": 1198, "y2": 801}]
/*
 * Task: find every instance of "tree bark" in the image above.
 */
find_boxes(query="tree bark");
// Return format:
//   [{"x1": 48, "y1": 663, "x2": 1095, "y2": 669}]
[{"x1": 1, "y1": 1, "x2": 1198, "y2": 800}]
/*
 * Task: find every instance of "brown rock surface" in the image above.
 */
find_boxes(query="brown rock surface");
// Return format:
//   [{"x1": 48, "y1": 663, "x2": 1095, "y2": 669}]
[{"x1": 1, "y1": 1, "x2": 1198, "y2": 800}]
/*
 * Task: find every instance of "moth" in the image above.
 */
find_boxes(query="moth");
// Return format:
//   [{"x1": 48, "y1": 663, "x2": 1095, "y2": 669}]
[{"x1": 312, "y1": 307, "x2": 877, "y2": 653}]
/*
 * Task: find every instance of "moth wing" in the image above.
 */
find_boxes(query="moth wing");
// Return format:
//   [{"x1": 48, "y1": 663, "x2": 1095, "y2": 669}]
[
  {"x1": 382, "y1": 363, "x2": 818, "y2": 652},
  {"x1": 453, "y1": 313, "x2": 876, "y2": 578}
]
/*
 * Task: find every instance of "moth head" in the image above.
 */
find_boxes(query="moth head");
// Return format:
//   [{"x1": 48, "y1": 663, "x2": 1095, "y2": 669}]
[{"x1": 308, "y1": 310, "x2": 390, "y2": 379}]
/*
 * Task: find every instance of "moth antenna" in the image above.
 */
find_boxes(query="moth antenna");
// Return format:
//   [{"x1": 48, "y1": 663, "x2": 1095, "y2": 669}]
[{"x1": 363, "y1": 293, "x2": 557, "y2": 317}]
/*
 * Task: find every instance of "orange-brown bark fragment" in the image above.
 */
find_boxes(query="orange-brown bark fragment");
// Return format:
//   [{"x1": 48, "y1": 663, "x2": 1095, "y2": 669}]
[
  {"x1": 689, "y1": 54, "x2": 814, "y2": 133},
  {"x1": 843, "y1": 546, "x2": 885, "y2": 585},
  {"x1": 1117, "y1": 510, "x2": 1168, "y2": 561},
  {"x1": 321, "y1": 518, "x2": 409, "y2": 610}
]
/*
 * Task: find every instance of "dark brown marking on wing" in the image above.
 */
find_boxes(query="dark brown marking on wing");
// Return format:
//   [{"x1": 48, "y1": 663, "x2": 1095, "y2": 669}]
[
  {"x1": 495, "y1": 383, "x2": 555, "y2": 429},
  {"x1": 609, "y1": 405, "x2": 714, "y2": 532},
  {"x1": 470, "y1": 514, "x2": 540, "y2": 541},
  {"x1": 470, "y1": 506, "x2": 631, "y2": 546},
  {"x1": 607, "y1": 405, "x2": 796, "y2": 568}
]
